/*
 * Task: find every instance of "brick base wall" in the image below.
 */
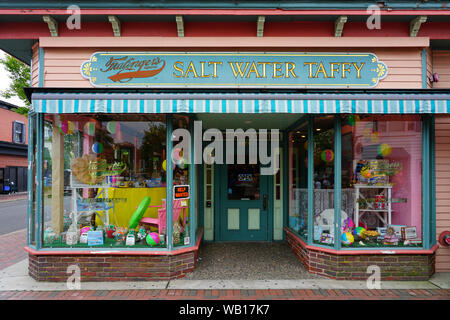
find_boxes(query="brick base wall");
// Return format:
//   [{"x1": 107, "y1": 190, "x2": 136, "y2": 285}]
[
  {"x1": 285, "y1": 229, "x2": 435, "y2": 281},
  {"x1": 28, "y1": 251, "x2": 198, "y2": 282}
]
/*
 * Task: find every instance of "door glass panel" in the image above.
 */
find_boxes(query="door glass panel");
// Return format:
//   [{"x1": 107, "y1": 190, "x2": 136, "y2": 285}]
[{"x1": 227, "y1": 164, "x2": 260, "y2": 200}]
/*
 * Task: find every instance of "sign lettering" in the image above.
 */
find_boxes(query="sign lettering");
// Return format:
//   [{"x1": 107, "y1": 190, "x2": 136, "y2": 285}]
[{"x1": 81, "y1": 52, "x2": 387, "y2": 88}]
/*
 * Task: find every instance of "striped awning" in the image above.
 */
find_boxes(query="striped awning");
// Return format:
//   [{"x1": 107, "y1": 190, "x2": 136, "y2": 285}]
[{"x1": 31, "y1": 92, "x2": 450, "y2": 114}]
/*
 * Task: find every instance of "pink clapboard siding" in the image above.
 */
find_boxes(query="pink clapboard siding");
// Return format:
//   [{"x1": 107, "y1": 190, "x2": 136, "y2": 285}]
[
  {"x1": 432, "y1": 50, "x2": 450, "y2": 89},
  {"x1": 435, "y1": 115, "x2": 450, "y2": 272},
  {"x1": 41, "y1": 47, "x2": 423, "y2": 89},
  {"x1": 31, "y1": 43, "x2": 39, "y2": 87}
]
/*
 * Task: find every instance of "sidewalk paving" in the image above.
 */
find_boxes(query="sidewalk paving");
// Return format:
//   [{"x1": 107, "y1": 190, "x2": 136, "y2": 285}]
[
  {"x1": 0, "y1": 229, "x2": 449, "y2": 300},
  {"x1": 0, "y1": 192, "x2": 27, "y2": 203}
]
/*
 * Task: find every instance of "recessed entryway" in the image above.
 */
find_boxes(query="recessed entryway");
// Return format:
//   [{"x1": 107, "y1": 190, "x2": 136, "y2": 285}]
[{"x1": 184, "y1": 242, "x2": 321, "y2": 280}]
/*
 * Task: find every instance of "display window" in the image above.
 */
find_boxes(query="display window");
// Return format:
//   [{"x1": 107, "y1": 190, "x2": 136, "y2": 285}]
[
  {"x1": 287, "y1": 114, "x2": 426, "y2": 249},
  {"x1": 41, "y1": 114, "x2": 171, "y2": 248},
  {"x1": 288, "y1": 120, "x2": 309, "y2": 240},
  {"x1": 313, "y1": 116, "x2": 336, "y2": 247},
  {"x1": 340, "y1": 115, "x2": 423, "y2": 248},
  {"x1": 171, "y1": 115, "x2": 191, "y2": 247}
]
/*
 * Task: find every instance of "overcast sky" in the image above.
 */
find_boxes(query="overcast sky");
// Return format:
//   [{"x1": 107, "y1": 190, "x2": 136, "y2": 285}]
[{"x1": 0, "y1": 50, "x2": 24, "y2": 107}]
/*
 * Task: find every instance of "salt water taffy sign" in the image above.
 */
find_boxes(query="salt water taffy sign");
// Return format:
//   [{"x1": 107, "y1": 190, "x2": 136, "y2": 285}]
[{"x1": 81, "y1": 52, "x2": 388, "y2": 88}]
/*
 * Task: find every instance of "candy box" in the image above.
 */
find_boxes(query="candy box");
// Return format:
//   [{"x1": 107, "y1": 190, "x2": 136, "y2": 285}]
[{"x1": 87, "y1": 230, "x2": 104, "y2": 246}]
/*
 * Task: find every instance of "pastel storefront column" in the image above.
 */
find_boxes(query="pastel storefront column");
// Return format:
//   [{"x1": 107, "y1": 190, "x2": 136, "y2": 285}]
[{"x1": 51, "y1": 115, "x2": 64, "y2": 235}]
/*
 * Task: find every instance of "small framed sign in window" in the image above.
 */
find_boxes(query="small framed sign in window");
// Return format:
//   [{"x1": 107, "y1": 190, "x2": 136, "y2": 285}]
[{"x1": 13, "y1": 121, "x2": 25, "y2": 144}]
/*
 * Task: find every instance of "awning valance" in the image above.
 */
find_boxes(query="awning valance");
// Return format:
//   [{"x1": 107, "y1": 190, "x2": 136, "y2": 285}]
[{"x1": 30, "y1": 92, "x2": 450, "y2": 114}]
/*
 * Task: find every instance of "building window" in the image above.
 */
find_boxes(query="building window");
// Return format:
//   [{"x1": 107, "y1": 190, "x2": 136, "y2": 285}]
[
  {"x1": 288, "y1": 114, "x2": 428, "y2": 249},
  {"x1": 13, "y1": 121, "x2": 25, "y2": 144}
]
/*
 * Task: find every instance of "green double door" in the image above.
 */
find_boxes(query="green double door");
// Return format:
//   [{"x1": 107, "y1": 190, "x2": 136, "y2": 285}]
[{"x1": 216, "y1": 162, "x2": 270, "y2": 241}]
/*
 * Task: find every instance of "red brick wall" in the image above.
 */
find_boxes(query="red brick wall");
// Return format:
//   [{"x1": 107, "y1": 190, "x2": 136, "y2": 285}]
[
  {"x1": 28, "y1": 251, "x2": 197, "y2": 282},
  {"x1": 0, "y1": 154, "x2": 27, "y2": 168},
  {"x1": 285, "y1": 228, "x2": 435, "y2": 281},
  {"x1": 0, "y1": 108, "x2": 27, "y2": 144}
]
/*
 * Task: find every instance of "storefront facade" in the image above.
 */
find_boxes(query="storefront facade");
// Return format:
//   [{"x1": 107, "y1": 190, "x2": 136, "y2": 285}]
[{"x1": 1, "y1": 1, "x2": 450, "y2": 281}]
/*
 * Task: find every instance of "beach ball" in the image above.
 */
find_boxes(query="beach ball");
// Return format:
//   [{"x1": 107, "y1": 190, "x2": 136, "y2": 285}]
[
  {"x1": 321, "y1": 149, "x2": 334, "y2": 163},
  {"x1": 84, "y1": 122, "x2": 96, "y2": 136},
  {"x1": 341, "y1": 232, "x2": 354, "y2": 246},
  {"x1": 92, "y1": 142, "x2": 104, "y2": 154},
  {"x1": 378, "y1": 143, "x2": 392, "y2": 157},
  {"x1": 106, "y1": 121, "x2": 119, "y2": 134},
  {"x1": 146, "y1": 232, "x2": 160, "y2": 246},
  {"x1": 353, "y1": 227, "x2": 367, "y2": 239}
]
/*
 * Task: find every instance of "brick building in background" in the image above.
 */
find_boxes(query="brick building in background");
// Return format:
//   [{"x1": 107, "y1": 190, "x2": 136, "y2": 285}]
[{"x1": 0, "y1": 100, "x2": 28, "y2": 193}]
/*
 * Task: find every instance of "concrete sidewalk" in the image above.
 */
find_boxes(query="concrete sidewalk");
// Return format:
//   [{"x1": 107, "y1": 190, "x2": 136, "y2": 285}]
[
  {"x1": 0, "y1": 229, "x2": 448, "y2": 299},
  {"x1": 0, "y1": 257, "x2": 449, "y2": 292}
]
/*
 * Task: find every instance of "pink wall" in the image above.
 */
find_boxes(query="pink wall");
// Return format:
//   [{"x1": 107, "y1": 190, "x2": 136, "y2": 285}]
[{"x1": 435, "y1": 115, "x2": 450, "y2": 272}]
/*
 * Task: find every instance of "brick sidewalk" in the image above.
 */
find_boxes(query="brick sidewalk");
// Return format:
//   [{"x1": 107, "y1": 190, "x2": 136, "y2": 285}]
[
  {"x1": 0, "y1": 288, "x2": 449, "y2": 300},
  {"x1": 0, "y1": 228, "x2": 27, "y2": 270}
]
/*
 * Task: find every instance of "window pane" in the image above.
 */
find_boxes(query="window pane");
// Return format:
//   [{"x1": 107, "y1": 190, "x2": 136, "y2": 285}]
[
  {"x1": 172, "y1": 115, "x2": 191, "y2": 247},
  {"x1": 42, "y1": 114, "x2": 168, "y2": 249},
  {"x1": 288, "y1": 121, "x2": 308, "y2": 239},
  {"x1": 313, "y1": 116, "x2": 335, "y2": 246},
  {"x1": 341, "y1": 115, "x2": 423, "y2": 248}
]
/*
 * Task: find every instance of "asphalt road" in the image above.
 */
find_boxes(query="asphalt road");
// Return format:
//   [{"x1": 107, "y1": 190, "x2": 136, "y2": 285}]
[{"x1": 0, "y1": 199, "x2": 27, "y2": 235}]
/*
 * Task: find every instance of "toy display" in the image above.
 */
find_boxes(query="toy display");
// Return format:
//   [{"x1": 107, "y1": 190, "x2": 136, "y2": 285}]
[
  {"x1": 146, "y1": 232, "x2": 160, "y2": 246},
  {"x1": 173, "y1": 221, "x2": 182, "y2": 244},
  {"x1": 106, "y1": 225, "x2": 116, "y2": 238},
  {"x1": 126, "y1": 230, "x2": 136, "y2": 246},
  {"x1": 341, "y1": 232, "x2": 354, "y2": 246},
  {"x1": 128, "y1": 196, "x2": 151, "y2": 230},
  {"x1": 353, "y1": 227, "x2": 366, "y2": 240},
  {"x1": 114, "y1": 226, "x2": 127, "y2": 244},
  {"x1": 382, "y1": 227, "x2": 399, "y2": 245},
  {"x1": 87, "y1": 230, "x2": 104, "y2": 246},
  {"x1": 137, "y1": 227, "x2": 147, "y2": 242}
]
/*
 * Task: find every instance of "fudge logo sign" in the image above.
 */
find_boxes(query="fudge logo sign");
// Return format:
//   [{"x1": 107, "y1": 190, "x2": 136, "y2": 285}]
[{"x1": 81, "y1": 52, "x2": 388, "y2": 88}]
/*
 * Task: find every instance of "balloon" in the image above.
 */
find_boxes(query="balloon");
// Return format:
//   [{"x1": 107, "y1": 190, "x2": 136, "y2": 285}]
[
  {"x1": 378, "y1": 143, "x2": 392, "y2": 156},
  {"x1": 162, "y1": 160, "x2": 166, "y2": 171},
  {"x1": 107, "y1": 121, "x2": 119, "y2": 134},
  {"x1": 177, "y1": 158, "x2": 187, "y2": 169},
  {"x1": 67, "y1": 121, "x2": 75, "y2": 134},
  {"x1": 92, "y1": 142, "x2": 104, "y2": 154},
  {"x1": 59, "y1": 121, "x2": 68, "y2": 134},
  {"x1": 173, "y1": 148, "x2": 183, "y2": 161},
  {"x1": 321, "y1": 149, "x2": 334, "y2": 163},
  {"x1": 84, "y1": 122, "x2": 96, "y2": 136}
]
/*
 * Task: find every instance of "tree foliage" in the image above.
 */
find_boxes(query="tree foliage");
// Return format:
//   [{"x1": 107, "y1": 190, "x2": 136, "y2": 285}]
[{"x1": 0, "y1": 53, "x2": 31, "y2": 115}]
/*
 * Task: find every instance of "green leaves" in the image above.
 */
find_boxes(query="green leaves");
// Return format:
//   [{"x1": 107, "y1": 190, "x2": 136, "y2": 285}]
[{"x1": 0, "y1": 53, "x2": 31, "y2": 112}]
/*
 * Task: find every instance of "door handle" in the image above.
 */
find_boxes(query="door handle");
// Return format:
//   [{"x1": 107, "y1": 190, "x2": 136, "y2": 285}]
[{"x1": 263, "y1": 194, "x2": 267, "y2": 211}]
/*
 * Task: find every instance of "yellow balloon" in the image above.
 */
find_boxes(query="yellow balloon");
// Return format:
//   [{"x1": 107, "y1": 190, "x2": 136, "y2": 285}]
[{"x1": 162, "y1": 160, "x2": 167, "y2": 171}]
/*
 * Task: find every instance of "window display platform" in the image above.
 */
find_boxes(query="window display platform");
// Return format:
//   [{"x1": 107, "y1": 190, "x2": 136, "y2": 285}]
[
  {"x1": 25, "y1": 229, "x2": 202, "y2": 282},
  {"x1": 285, "y1": 228, "x2": 437, "y2": 281}
]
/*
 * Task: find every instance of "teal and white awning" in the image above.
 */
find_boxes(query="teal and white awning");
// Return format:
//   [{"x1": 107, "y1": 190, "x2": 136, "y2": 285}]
[{"x1": 31, "y1": 92, "x2": 450, "y2": 114}]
